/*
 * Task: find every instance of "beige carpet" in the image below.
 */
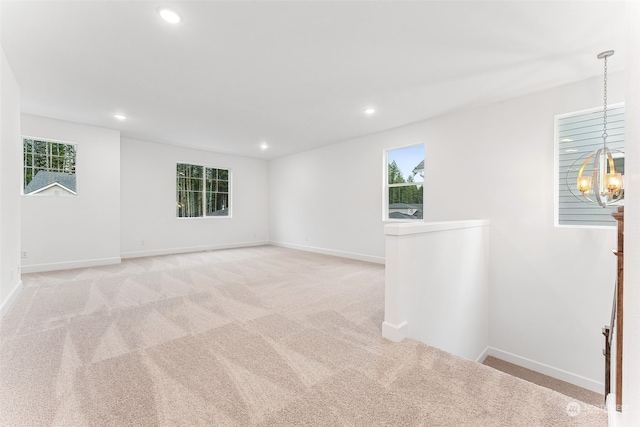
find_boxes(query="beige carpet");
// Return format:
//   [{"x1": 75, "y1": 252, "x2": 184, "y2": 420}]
[
  {"x1": 483, "y1": 356, "x2": 604, "y2": 408},
  {"x1": 0, "y1": 246, "x2": 606, "y2": 426}
]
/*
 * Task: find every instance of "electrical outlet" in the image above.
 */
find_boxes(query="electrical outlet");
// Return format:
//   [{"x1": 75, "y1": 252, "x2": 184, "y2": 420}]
[{"x1": 21, "y1": 251, "x2": 27, "y2": 258}]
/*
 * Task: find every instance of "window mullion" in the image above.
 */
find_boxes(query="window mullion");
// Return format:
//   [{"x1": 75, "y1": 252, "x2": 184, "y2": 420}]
[{"x1": 202, "y1": 171, "x2": 207, "y2": 217}]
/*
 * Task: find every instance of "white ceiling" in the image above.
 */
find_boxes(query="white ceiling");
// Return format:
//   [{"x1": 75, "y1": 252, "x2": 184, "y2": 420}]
[{"x1": 0, "y1": 1, "x2": 627, "y2": 160}]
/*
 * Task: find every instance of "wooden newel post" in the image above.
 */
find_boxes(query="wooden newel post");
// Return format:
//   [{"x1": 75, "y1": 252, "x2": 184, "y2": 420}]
[{"x1": 612, "y1": 206, "x2": 624, "y2": 412}]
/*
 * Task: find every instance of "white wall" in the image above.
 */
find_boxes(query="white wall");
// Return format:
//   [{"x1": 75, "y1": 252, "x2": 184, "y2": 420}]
[
  {"x1": 20, "y1": 115, "x2": 121, "y2": 272},
  {"x1": 0, "y1": 48, "x2": 22, "y2": 315},
  {"x1": 269, "y1": 137, "x2": 388, "y2": 263},
  {"x1": 622, "y1": 0, "x2": 640, "y2": 424},
  {"x1": 440, "y1": 76, "x2": 620, "y2": 393},
  {"x1": 120, "y1": 138, "x2": 269, "y2": 257},
  {"x1": 383, "y1": 220, "x2": 490, "y2": 362},
  {"x1": 270, "y1": 72, "x2": 625, "y2": 391}
]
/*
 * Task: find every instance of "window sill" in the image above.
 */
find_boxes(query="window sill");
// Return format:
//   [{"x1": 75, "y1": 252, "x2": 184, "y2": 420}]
[
  {"x1": 383, "y1": 218, "x2": 423, "y2": 223},
  {"x1": 176, "y1": 216, "x2": 232, "y2": 220}
]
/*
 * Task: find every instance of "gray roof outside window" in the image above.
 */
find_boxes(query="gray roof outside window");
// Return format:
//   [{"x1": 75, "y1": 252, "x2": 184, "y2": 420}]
[{"x1": 24, "y1": 171, "x2": 76, "y2": 194}]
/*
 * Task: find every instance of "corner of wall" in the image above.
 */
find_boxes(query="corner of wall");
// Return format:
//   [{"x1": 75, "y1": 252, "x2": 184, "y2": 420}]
[
  {"x1": 0, "y1": 281, "x2": 22, "y2": 319},
  {"x1": 0, "y1": 46, "x2": 23, "y2": 314}
]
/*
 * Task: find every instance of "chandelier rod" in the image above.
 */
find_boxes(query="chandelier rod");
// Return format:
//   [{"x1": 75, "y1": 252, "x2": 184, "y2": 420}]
[{"x1": 598, "y1": 50, "x2": 614, "y2": 150}]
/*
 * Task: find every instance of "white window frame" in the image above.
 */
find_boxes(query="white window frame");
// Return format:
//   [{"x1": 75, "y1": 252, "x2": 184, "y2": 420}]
[
  {"x1": 554, "y1": 103, "x2": 624, "y2": 228},
  {"x1": 382, "y1": 143, "x2": 425, "y2": 222},
  {"x1": 176, "y1": 162, "x2": 232, "y2": 219},
  {"x1": 21, "y1": 135, "x2": 78, "y2": 197}
]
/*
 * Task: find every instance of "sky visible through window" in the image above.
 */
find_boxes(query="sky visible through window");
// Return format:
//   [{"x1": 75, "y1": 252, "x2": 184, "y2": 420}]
[{"x1": 388, "y1": 144, "x2": 424, "y2": 182}]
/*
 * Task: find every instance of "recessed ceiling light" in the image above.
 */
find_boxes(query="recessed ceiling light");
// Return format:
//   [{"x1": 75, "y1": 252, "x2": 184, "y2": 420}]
[
  {"x1": 158, "y1": 7, "x2": 182, "y2": 24},
  {"x1": 260, "y1": 142, "x2": 268, "y2": 150},
  {"x1": 114, "y1": 114, "x2": 126, "y2": 120},
  {"x1": 364, "y1": 108, "x2": 376, "y2": 115}
]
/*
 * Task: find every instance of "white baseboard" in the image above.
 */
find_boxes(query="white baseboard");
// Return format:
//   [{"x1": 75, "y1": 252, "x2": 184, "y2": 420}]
[
  {"x1": 0, "y1": 280, "x2": 23, "y2": 319},
  {"x1": 381, "y1": 320, "x2": 408, "y2": 342},
  {"x1": 269, "y1": 241, "x2": 385, "y2": 264},
  {"x1": 475, "y1": 346, "x2": 490, "y2": 363},
  {"x1": 121, "y1": 241, "x2": 269, "y2": 259},
  {"x1": 486, "y1": 347, "x2": 603, "y2": 394},
  {"x1": 22, "y1": 242, "x2": 269, "y2": 272},
  {"x1": 21, "y1": 257, "x2": 121, "y2": 274},
  {"x1": 606, "y1": 394, "x2": 624, "y2": 426}
]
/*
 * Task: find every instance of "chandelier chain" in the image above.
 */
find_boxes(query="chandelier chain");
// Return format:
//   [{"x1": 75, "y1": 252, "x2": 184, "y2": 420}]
[{"x1": 603, "y1": 54, "x2": 608, "y2": 144}]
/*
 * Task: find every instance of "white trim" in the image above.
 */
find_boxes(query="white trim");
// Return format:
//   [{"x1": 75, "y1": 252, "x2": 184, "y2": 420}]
[
  {"x1": 554, "y1": 110, "x2": 561, "y2": 227},
  {"x1": 0, "y1": 280, "x2": 23, "y2": 319},
  {"x1": 381, "y1": 320, "x2": 408, "y2": 342},
  {"x1": 21, "y1": 257, "x2": 121, "y2": 274},
  {"x1": 606, "y1": 394, "x2": 624, "y2": 426},
  {"x1": 475, "y1": 346, "x2": 490, "y2": 363},
  {"x1": 175, "y1": 215, "x2": 232, "y2": 220},
  {"x1": 269, "y1": 241, "x2": 385, "y2": 264},
  {"x1": 21, "y1": 134, "x2": 79, "y2": 147},
  {"x1": 25, "y1": 181, "x2": 76, "y2": 196},
  {"x1": 385, "y1": 219, "x2": 490, "y2": 236},
  {"x1": 383, "y1": 219, "x2": 424, "y2": 224},
  {"x1": 554, "y1": 102, "x2": 626, "y2": 121},
  {"x1": 555, "y1": 224, "x2": 616, "y2": 230},
  {"x1": 121, "y1": 241, "x2": 268, "y2": 259},
  {"x1": 485, "y1": 347, "x2": 603, "y2": 394}
]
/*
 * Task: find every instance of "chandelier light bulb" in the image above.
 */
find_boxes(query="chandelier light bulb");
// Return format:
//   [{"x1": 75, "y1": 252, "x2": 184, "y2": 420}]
[{"x1": 578, "y1": 176, "x2": 592, "y2": 195}]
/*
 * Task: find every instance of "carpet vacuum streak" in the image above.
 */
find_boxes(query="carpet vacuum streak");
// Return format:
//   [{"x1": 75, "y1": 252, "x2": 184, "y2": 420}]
[{"x1": 0, "y1": 246, "x2": 607, "y2": 426}]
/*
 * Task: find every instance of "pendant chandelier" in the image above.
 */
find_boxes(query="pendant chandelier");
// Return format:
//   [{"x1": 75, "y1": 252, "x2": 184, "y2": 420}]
[{"x1": 566, "y1": 50, "x2": 624, "y2": 208}]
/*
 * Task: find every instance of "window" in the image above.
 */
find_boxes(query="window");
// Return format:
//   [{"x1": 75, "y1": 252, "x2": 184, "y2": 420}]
[
  {"x1": 23, "y1": 137, "x2": 77, "y2": 196},
  {"x1": 384, "y1": 144, "x2": 424, "y2": 220},
  {"x1": 176, "y1": 163, "x2": 230, "y2": 218},
  {"x1": 556, "y1": 104, "x2": 625, "y2": 227}
]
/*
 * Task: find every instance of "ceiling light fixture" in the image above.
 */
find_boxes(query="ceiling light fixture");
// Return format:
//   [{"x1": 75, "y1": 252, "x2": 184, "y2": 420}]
[
  {"x1": 114, "y1": 114, "x2": 126, "y2": 120},
  {"x1": 364, "y1": 107, "x2": 376, "y2": 115},
  {"x1": 158, "y1": 7, "x2": 182, "y2": 24},
  {"x1": 566, "y1": 50, "x2": 624, "y2": 207},
  {"x1": 260, "y1": 142, "x2": 268, "y2": 150}
]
